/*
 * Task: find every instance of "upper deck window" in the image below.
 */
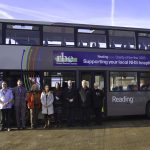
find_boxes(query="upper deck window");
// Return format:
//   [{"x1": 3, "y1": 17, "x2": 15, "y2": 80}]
[
  {"x1": 6, "y1": 24, "x2": 40, "y2": 45},
  {"x1": 109, "y1": 30, "x2": 136, "y2": 50},
  {"x1": 0, "y1": 23, "x2": 2, "y2": 44},
  {"x1": 77, "y1": 29, "x2": 106, "y2": 48},
  {"x1": 138, "y1": 33, "x2": 150, "y2": 50},
  {"x1": 43, "y1": 26, "x2": 74, "y2": 47}
]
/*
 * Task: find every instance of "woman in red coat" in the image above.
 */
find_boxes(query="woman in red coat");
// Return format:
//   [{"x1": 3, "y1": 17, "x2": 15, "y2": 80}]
[{"x1": 27, "y1": 84, "x2": 41, "y2": 129}]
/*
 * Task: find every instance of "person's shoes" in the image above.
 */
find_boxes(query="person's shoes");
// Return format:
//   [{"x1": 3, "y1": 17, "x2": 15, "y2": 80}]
[
  {"x1": 1, "y1": 128, "x2": 4, "y2": 131},
  {"x1": 17, "y1": 126, "x2": 20, "y2": 130},
  {"x1": 57, "y1": 124, "x2": 62, "y2": 128},
  {"x1": 31, "y1": 125, "x2": 34, "y2": 129},
  {"x1": 22, "y1": 127, "x2": 26, "y2": 130},
  {"x1": 67, "y1": 123, "x2": 73, "y2": 127},
  {"x1": 98, "y1": 122, "x2": 102, "y2": 126},
  {"x1": 80, "y1": 123, "x2": 85, "y2": 127},
  {"x1": 59, "y1": 124, "x2": 63, "y2": 128},
  {"x1": 7, "y1": 128, "x2": 11, "y2": 132},
  {"x1": 43, "y1": 125, "x2": 47, "y2": 129},
  {"x1": 54, "y1": 124, "x2": 58, "y2": 128},
  {"x1": 48, "y1": 124, "x2": 53, "y2": 129},
  {"x1": 32, "y1": 127, "x2": 35, "y2": 129}
]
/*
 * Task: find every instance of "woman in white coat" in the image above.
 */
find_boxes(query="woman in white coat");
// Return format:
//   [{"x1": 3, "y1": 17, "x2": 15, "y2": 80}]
[{"x1": 41, "y1": 85, "x2": 54, "y2": 128}]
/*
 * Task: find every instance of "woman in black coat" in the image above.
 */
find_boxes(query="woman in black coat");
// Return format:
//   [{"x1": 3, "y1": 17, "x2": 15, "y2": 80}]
[
  {"x1": 92, "y1": 83, "x2": 104, "y2": 125},
  {"x1": 53, "y1": 82, "x2": 63, "y2": 127}
]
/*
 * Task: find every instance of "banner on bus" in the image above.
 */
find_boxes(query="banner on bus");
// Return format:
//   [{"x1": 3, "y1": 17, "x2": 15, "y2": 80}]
[{"x1": 53, "y1": 51, "x2": 150, "y2": 67}]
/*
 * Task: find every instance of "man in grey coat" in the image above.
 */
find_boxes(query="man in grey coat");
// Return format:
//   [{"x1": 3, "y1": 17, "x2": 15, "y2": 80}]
[{"x1": 13, "y1": 79, "x2": 27, "y2": 130}]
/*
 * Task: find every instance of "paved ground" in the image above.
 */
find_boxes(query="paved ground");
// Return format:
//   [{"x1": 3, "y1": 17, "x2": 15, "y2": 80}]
[{"x1": 0, "y1": 117, "x2": 150, "y2": 150}]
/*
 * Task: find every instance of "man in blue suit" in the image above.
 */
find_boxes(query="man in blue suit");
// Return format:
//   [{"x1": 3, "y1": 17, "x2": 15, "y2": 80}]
[{"x1": 13, "y1": 79, "x2": 27, "y2": 130}]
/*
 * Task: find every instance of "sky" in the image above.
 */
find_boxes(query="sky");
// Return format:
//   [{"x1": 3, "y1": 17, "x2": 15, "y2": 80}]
[{"x1": 0, "y1": 0, "x2": 150, "y2": 28}]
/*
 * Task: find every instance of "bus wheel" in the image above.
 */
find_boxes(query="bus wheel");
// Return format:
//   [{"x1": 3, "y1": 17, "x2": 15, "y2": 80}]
[{"x1": 146, "y1": 102, "x2": 150, "y2": 118}]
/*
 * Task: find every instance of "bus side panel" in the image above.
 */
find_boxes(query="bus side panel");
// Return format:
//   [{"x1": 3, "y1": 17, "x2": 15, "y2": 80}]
[
  {"x1": 107, "y1": 92, "x2": 150, "y2": 116},
  {"x1": 0, "y1": 45, "x2": 29, "y2": 70},
  {"x1": 0, "y1": 46, "x2": 53, "y2": 70}
]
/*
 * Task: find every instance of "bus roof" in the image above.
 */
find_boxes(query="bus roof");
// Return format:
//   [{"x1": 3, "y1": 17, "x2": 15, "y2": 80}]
[{"x1": 0, "y1": 18, "x2": 150, "y2": 32}]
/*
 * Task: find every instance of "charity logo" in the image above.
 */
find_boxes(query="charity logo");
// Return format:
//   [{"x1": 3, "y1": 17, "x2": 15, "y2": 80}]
[{"x1": 55, "y1": 52, "x2": 78, "y2": 64}]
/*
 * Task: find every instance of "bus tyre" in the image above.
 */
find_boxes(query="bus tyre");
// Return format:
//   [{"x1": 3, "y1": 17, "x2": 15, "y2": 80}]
[{"x1": 146, "y1": 102, "x2": 150, "y2": 118}]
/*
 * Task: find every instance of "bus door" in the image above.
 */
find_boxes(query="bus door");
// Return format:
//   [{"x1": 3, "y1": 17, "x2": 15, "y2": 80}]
[
  {"x1": 79, "y1": 71, "x2": 105, "y2": 89},
  {"x1": 79, "y1": 71, "x2": 106, "y2": 113},
  {"x1": 43, "y1": 71, "x2": 76, "y2": 120}
]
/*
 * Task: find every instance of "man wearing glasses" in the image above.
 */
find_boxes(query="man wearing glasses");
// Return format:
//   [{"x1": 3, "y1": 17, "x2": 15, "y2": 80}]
[{"x1": 0, "y1": 81, "x2": 13, "y2": 131}]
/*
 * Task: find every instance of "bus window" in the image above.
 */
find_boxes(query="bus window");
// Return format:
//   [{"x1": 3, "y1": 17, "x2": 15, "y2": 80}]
[
  {"x1": 43, "y1": 26, "x2": 74, "y2": 47},
  {"x1": 0, "y1": 23, "x2": 2, "y2": 44},
  {"x1": 43, "y1": 71, "x2": 76, "y2": 89},
  {"x1": 109, "y1": 30, "x2": 136, "y2": 50},
  {"x1": 110, "y1": 72, "x2": 138, "y2": 91},
  {"x1": 140, "y1": 72, "x2": 150, "y2": 91},
  {"x1": 6, "y1": 24, "x2": 40, "y2": 45},
  {"x1": 138, "y1": 33, "x2": 150, "y2": 50},
  {"x1": 77, "y1": 29, "x2": 106, "y2": 48}
]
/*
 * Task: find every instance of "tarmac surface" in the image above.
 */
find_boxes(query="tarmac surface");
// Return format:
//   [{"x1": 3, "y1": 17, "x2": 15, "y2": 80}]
[{"x1": 0, "y1": 117, "x2": 150, "y2": 150}]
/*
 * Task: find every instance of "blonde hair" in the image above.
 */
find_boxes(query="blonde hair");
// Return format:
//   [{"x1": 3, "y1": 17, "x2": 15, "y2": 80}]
[{"x1": 31, "y1": 84, "x2": 39, "y2": 91}]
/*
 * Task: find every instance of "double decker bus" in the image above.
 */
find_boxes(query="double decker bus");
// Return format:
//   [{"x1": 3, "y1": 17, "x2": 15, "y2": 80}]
[{"x1": 0, "y1": 19, "x2": 150, "y2": 117}]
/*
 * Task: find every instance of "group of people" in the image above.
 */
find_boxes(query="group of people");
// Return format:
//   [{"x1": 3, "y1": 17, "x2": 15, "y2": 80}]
[{"x1": 0, "y1": 79, "x2": 104, "y2": 131}]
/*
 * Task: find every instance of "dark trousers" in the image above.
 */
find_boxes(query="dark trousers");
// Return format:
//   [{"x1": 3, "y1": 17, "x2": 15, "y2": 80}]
[
  {"x1": 54, "y1": 107, "x2": 62, "y2": 126},
  {"x1": 66, "y1": 107, "x2": 75, "y2": 126},
  {"x1": 80, "y1": 107, "x2": 90, "y2": 126},
  {"x1": 44, "y1": 114, "x2": 53, "y2": 127},
  {"x1": 1, "y1": 109, "x2": 11, "y2": 129},
  {"x1": 30, "y1": 106, "x2": 39, "y2": 128},
  {"x1": 15, "y1": 105, "x2": 26, "y2": 128},
  {"x1": 94, "y1": 108, "x2": 102, "y2": 124}
]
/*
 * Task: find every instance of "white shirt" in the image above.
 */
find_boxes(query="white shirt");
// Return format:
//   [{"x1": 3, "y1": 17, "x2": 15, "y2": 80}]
[{"x1": 0, "y1": 88, "x2": 13, "y2": 109}]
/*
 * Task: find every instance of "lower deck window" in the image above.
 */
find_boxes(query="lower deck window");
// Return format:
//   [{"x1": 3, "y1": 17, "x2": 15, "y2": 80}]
[
  {"x1": 43, "y1": 71, "x2": 76, "y2": 89},
  {"x1": 110, "y1": 72, "x2": 137, "y2": 91},
  {"x1": 140, "y1": 72, "x2": 150, "y2": 91}
]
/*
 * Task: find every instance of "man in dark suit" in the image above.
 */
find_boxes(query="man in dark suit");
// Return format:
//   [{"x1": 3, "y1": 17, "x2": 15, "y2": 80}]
[
  {"x1": 13, "y1": 79, "x2": 27, "y2": 129},
  {"x1": 79, "y1": 80, "x2": 92, "y2": 126},
  {"x1": 92, "y1": 83, "x2": 104, "y2": 125},
  {"x1": 63, "y1": 80, "x2": 77, "y2": 127}
]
